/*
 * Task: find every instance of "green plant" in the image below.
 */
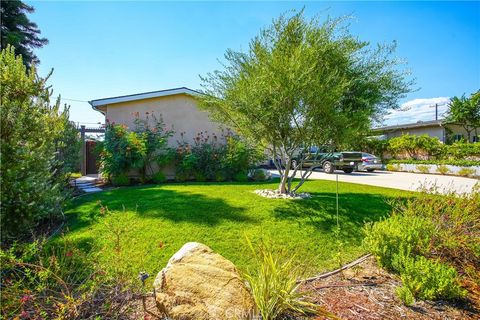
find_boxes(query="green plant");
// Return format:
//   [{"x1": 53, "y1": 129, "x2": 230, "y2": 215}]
[
  {"x1": 388, "y1": 158, "x2": 480, "y2": 167},
  {"x1": 111, "y1": 173, "x2": 130, "y2": 186},
  {"x1": 233, "y1": 172, "x2": 249, "y2": 182},
  {"x1": 416, "y1": 165, "x2": 430, "y2": 174},
  {"x1": 152, "y1": 171, "x2": 167, "y2": 184},
  {"x1": 436, "y1": 165, "x2": 450, "y2": 175},
  {"x1": 388, "y1": 134, "x2": 443, "y2": 160},
  {"x1": 0, "y1": 46, "x2": 71, "y2": 242},
  {"x1": 100, "y1": 123, "x2": 146, "y2": 180},
  {"x1": 393, "y1": 253, "x2": 466, "y2": 301},
  {"x1": 364, "y1": 187, "x2": 479, "y2": 302},
  {"x1": 457, "y1": 167, "x2": 476, "y2": 177},
  {"x1": 245, "y1": 238, "x2": 317, "y2": 320},
  {"x1": 395, "y1": 286, "x2": 415, "y2": 306},
  {"x1": 386, "y1": 163, "x2": 400, "y2": 171},
  {"x1": 250, "y1": 169, "x2": 268, "y2": 181}
]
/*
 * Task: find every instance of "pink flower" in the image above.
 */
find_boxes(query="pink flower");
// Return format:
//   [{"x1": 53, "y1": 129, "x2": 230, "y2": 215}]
[
  {"x1": 66, "y1": 251, "x2": 73, "y2": 257},
  {"x1": 20, "y1": 295, "x2": 31, "y2": 303}
]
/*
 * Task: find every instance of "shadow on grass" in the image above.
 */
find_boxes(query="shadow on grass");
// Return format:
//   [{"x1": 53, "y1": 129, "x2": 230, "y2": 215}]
[
  {"x1": 274, "y1": 191, "x2": 405, "y2": 242},
  {"x1": 67, "y1": 185, "x2": 257, "y2": 232}
]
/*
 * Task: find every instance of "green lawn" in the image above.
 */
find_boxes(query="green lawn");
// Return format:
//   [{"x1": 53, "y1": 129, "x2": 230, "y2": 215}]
[{"x1": 62, "y1": 179, "x2": 411, "y2": 281}]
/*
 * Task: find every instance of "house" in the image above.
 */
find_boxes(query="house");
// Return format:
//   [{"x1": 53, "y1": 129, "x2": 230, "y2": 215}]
[
  {"x1": 371, "y1": 120, "x2": 479, "y2": 143},
  {"x1": 87, "y1": 87, "x2": 225, "y2": 176}
]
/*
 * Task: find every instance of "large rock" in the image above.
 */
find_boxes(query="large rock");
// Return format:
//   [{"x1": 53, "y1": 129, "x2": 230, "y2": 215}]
[{"x1": 153, "y1": 242, "x2": 255, "y2": 320}]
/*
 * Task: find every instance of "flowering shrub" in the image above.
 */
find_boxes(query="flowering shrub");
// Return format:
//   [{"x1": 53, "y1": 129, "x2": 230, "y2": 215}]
[
  {"x1": 175, "y1": 130, "x2": 263, "y2": 182},
  {"x1": 100, "y1": 112, "x2": 174, "y2": 183}
]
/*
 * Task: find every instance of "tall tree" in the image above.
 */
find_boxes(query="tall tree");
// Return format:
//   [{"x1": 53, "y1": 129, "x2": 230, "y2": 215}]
[
  {"x1": 200, "y1": 11, "x2": 412, "y2": 194},
  {"x1": 444, "y1": 91, "x2": 480, "y2": 143},
  {"x1": 0, "y1": 0, "x2": 48, "y2": 67}
]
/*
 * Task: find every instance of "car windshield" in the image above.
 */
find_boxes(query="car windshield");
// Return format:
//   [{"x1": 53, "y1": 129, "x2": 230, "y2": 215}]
[{"x1": 362, "y1": 153, "x2": 375, "y2": 158}]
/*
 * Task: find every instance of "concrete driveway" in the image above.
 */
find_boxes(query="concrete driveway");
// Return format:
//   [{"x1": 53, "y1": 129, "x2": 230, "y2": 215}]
[{"x1": 269, "y1": 169, "x2": 479, "y2": 194}]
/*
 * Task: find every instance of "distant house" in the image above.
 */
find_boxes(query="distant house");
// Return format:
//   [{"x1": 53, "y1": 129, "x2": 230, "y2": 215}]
[{"x1": 371, "y1": 120, "x2": 479, "y2": 143}]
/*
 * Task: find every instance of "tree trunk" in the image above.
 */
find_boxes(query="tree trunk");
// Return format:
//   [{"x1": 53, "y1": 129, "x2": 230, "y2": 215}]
[{"x1": 278, "y1": 171, "x2": 289, "y2": 194}]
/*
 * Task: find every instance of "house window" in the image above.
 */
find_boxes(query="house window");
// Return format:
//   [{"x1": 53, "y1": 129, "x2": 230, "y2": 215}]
[{"x1": 453, "y1": 134, "x2": 464, "y2": 142}]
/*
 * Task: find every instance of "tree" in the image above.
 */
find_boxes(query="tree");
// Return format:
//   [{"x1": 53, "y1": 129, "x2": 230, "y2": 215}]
[
  {"x1": 199, "y1": 11, "x2": 412, "y2": 194},
  {"x1": 0, "y1": 0, "x2": 48, "y2": 67},
  {"x1": 444, "y1": 91, "x2": 480, "y2": 143},
  {"x1": 0, "y1": 46, "x2": 72, "y2": 241}
]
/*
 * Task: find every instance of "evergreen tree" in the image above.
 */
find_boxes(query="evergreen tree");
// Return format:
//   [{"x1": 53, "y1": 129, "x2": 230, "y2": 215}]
[{"x1": 0, "y1": 0, "x2": 48, "y2": 67}]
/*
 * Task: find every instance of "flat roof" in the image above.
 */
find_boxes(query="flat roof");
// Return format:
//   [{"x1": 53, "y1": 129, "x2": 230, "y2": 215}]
[
  {"x1": 88, "y1": 87, "x2": 200, "y2": 108},
  {"x1": 372, "y1": 119, "x2": 443, "y2": 132}
]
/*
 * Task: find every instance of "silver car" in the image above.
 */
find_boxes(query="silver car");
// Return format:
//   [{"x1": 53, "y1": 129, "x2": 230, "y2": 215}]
[{"x1": 357, "y1": 153, "x2": 383, "y2": 172}]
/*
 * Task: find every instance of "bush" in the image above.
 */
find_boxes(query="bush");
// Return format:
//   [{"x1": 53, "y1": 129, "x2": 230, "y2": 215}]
[
  {"x1": 457, "y1": 167, "x2": 476, "y2": 177},
  {"x1": 393, "y1": 253, "x2": 466, "y2": 302},
  {"x1": 0, "y1": 237, "x2": 139, "y2": 318},
  {"x1": 364, "y1": 188, "x2": 479, "y2": 302},
  {"x1": 386, "y1": 163, "x2": 400, "y2": 171},
  {"x1": 0, "y1": 46, "x2": 73, "y2": 242},
  {"x1": 175, "y1": 131, "x2": 262, "y2": 182},
  {"x1": 436, "y1": 165, "x2": 450, "y2": 175},
  {"x1": 111, "y1": 173, "x2": 130, "y2": 186},
  {"x1": 245, "y1": 239, "x2": 317, "y2": 320},
  {"x1": 388, "y1": 159, "x2": 480, "y2": 167},
  {"x1": 152, "y1": 171, "x2": 167, "y2": 184},
  {"x1": 416, "y1": 164, "x2": 430, "y2": 174},
  {"x1": 250, "y1": 169, "x2": 269, "y2": 181},
  {"x1": 233, "y1": 172, "x2": 249, "y2": 182},
  {"x1": 388, "y1": 134, "x2": 443, "y2": 160},
  {"x1": 444, "y1": 141, "x2": 480, "y2": 159}
]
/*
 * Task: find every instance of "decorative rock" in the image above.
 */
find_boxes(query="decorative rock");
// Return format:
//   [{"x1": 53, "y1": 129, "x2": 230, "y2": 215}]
[
  {"x1": 153, "y1": 242, "x2": 255, "y2": 320},
  {"x1": 254, "y1": 189, "x2": 311, "y2": 199}
]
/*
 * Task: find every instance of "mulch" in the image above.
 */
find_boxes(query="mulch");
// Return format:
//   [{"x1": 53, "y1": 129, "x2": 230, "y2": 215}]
[{"x1": 302, "y1": 256, "x2": 479, "y2": 320}]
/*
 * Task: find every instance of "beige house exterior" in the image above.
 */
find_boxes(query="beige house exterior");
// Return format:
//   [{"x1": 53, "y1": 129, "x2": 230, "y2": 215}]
[
  {"x1": 372, "y1": 120, "x2": 479, "y2": 143},
  {"x1": 89, "y1": 87, "x2": 225, "y2": 177},
  {"x1": 90, "y1": 87, "x2": 224, "y2": 145}
]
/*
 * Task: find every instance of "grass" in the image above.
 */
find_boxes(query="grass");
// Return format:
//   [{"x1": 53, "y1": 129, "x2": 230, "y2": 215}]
[{"x1": 60, "y1": 179, "x2": 411, "y2": 283}]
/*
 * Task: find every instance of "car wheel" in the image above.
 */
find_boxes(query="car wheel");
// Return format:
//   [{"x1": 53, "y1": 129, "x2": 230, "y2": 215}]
[
  {"x1": 343, "y1": 168, "x2": 354, "y2": 174},
  {"x1": 367, "y1": 169, "x2": 375, "y2": 172},
  {"x1": 323, "y1": 161, "x2": 335, "y2": 174}
]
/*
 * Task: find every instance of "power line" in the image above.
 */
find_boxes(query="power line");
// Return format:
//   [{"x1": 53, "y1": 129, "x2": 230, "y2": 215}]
[{"x1": 53, "y1": 96, "x2": 89, "y2": 103}]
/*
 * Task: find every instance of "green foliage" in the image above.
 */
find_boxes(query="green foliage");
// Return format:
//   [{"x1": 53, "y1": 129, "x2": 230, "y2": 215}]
[
  {"x1": 386, "y1": 163, "x2": 400, "y2": 171},
  {"x1": 175, "y1": 131, "x2": 261, "y2": 182},
  {"x1": 111, "y1": 173, "x2": 130, "y2": 186},
  {"x1": 395, "y1": 286, "x2": 415, "y2": 306},
  {"x1": 388, "y1": 134, "x2": 443, "y2": 160},
  {"x1": 444, "y1": 141, "x2": 480, "y2": 159},
  {"x1": 457, "y1": 167, "x2": 476, "y2": 177},
  {"x1": 132, "y1": 112, "x2": 174, "y2": 182},
  {"x1": 152, "y1": 171, "x2": 167, "y2": 184},
  {"x1": 416, "y1": 165, "x2": 430, "y2": 174},
  {"x1": 388, "y1": 159, "x2": 480, "y2": 167},
  {"x1": 100, "y1": 113, "x2": 173, "y2": 183},
  {"x1": 347, "y1": 137, "x2": 389, "y2": 160},
  {"x1": 0, "y1": 46, "x2": 72, "y2": 242},
  {"x1": 444, "y1": 91, "x2": 480, "y2": 143},
  {"x1": 245, "y1": 238, "x2": 318, "y2": 320},
  {"x1": 56, "y1": 118, "x2": 81, "y2": 176},
  {"x1": 364, "y1": 188, "x2": 479, "y2": 302},
  {"x1": 436, "y1": 165, "x2": 450, "y2": 175},
  {"x1": 0, "y1": 0, "x2": 48, "y2": 67},
  {"x1": 0, "y1": 236, "x2": 139, "y2": 318},
  {"x1": 200, "y1": 10, "x2": 412, "y2": 193},
  {"x1": 250, "y1": 169, "x2": 269, "y2": 181},
  {"x1": 393, "y1": 253, "x2": 466, "y2": 302}
]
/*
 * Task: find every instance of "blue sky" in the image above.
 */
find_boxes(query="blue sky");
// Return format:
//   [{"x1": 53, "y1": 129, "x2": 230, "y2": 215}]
[{"x1": 28, "y1": 1, "x2": 480, "y2": 127}]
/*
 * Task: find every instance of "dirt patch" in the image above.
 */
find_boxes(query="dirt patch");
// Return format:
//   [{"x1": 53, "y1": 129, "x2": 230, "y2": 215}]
[{"x1": 302, "y1": 256, "x2": 478, "y2": 320}]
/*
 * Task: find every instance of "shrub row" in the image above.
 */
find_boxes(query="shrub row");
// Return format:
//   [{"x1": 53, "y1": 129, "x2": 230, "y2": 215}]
[
  {"x1": 100, "y1": 116, "x2": 265, "y2": 185},
  {"x1": 387, "y1": 159, "x2": 480, "y2": 167},
  {"x1": 363, "y1": 188, "x2": 479, "y2": 304}
]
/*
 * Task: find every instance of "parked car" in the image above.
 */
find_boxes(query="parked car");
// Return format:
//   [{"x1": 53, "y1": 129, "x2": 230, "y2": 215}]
[
  {"x1": 291, "y1": 146, "x2": 362, "y2": 174},
  {"x1": 356, "y1": 153, "x2": 383, "y2": 172}
]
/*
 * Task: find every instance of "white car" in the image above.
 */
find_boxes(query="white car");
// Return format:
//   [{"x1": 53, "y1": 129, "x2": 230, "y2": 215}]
[{"x1": 357, "y1": 153, "x2": 383, "y2": 172}]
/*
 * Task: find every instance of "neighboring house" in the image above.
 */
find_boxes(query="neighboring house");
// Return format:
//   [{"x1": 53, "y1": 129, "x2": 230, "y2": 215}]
[
  {"x1": 88, "y1": 87, "x2": 225, "y2": 177},
  {"x1": 371, "y1": 120, "x2": 479, "y2": 143}
]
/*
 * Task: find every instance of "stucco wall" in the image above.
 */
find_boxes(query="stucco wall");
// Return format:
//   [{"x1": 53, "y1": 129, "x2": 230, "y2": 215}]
[{"x1": 103, "y1": 93, "x2": 225, "y2": 146}]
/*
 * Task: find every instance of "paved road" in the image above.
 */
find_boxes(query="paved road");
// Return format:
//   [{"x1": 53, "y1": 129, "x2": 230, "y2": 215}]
[{"x1": 269, "y1": 170, "x2": 479, "y2": 194}]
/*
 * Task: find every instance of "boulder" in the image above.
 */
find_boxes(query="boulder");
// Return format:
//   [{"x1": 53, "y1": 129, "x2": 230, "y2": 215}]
[{"x1": 153, "y1": 242, "x2": 255, "y2": 320}]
